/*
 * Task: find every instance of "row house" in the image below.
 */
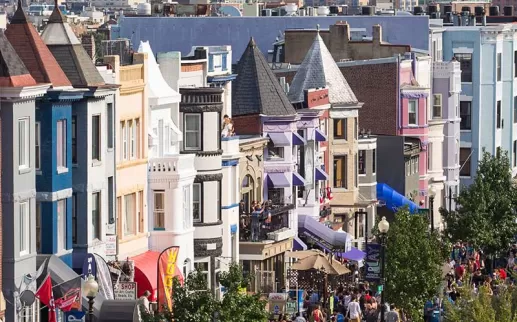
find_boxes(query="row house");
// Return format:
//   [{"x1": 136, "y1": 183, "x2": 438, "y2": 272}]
[
  {"x1": 0, "y1": 30, "x2": 49, "y2": 321},
  {"x1": 138, "y1": 42, "x2": 196, "y2": 283},
  {"x1": 156, "y1": 47, "x2": 240, "y2": 296},
  {"x1": 286, "y1": 31, "x2": 371, "y2": 250},
  {"x1": 232, "y1": 38, "x2": 298, "y2": 292}
]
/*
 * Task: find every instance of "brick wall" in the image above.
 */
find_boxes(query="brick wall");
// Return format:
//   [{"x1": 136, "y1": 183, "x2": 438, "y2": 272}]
[
  {"x1": 181, "y1": 63, "x2": 204, "y2": 72},
  {"x1": 233, "y1": 114, "x2": 261, "y2": 135},
  {"x1": 0, "y1": 111, "x2": 3, "y2": 320}
]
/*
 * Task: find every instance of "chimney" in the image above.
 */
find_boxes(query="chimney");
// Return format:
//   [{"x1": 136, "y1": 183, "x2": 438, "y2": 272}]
[
  {"x1": 103, "y1": 55, "x2": 121, "y2": 84},
  {"x1": 81, "y1": 34, "x2": 96, "y2": 62},
  {"x1": 372, "y1": 24, "x2": 382, "y2": 44},
  {"x1": 132, "y1": 52, "x2": 148, "y2": 85},
  {"x1": 329, "y1": 21, "x2": 350, "y2": 62}
]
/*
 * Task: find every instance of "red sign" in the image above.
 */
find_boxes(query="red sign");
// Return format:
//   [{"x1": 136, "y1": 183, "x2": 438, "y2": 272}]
[
  {"x1": 305, "y1": 88, "x2": 330, "y2": 109},
  {"x1": 157, "y1": 246, "x2": 181, "y2": 311}
]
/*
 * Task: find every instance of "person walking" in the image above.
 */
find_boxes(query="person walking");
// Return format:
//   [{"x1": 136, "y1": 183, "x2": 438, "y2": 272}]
[
  {"x1": 311, "y1": 304, "x2": 324, "y2": 322},
  {"x1": 346, "y1": 297, "x2": 362, "y2": 322}
]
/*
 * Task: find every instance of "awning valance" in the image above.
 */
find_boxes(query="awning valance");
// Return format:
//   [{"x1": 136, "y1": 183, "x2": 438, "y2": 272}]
[
  {"x1": 267, "y1": 132, "x2": 290, "y2": 147},
  {"x1": 267, "y1": 173, "x2": 290, "y2": 188},
  {"x1": 315, "y1": 129, "x2": 327, "y2": 142},
  {"x1": 292, "y1": 132, "x2": 306, "y2": 145},
  {"x1": 315, "y1": 167, "x2": 329, "y2": 181},
  {"x1": 292, "y1": 172, "x2": 306, "y2": 186}
]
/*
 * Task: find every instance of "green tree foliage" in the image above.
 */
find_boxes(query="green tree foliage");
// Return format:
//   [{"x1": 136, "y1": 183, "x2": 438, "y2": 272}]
[
  {"x1": 141, "y1": 263, "x2": 268, "y2": 322},
  {"x1": 440, "y1": 150, "x2": 517, "y2": 258},
  {"x1": 379, "y1": 208, "x2": 447, "y2": 321}
]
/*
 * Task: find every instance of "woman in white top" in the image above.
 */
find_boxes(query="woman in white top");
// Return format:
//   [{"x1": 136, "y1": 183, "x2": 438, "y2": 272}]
[{"x1": 347, "y1": 298, "x2": 362, "y2": 322}]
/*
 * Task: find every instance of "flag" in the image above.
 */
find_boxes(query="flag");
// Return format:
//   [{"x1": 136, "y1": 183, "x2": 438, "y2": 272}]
[
  {"x1": 54, "y1": 276, "x2": 82, "y2": 312},
  {"x1": 35, "y1": 274, "x2": 57, "y2": 322}
]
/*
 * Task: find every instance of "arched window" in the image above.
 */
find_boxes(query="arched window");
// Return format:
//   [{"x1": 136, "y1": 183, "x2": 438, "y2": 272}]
[{"x1": 241, "y1": 175, "x2": 255, "y2": 213}]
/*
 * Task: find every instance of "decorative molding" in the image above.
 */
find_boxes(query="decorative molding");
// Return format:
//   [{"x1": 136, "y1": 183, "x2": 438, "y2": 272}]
[
  {"x1": 180, "y1": 104, "x2": 223, "y2": 113},
  {"x1": 263, "y1": 123, "x2": 296, "y2": 132},
  {"x1": 180, "y1": 150, "x2": 223, "y2": 157},
  {"x1": 1, "y1": 189, "x2": 37, "y2": 203},
  {"x1": 119, "y1": 83, "x2": 145, "y2": 95},
  {"x1": 401, "y1": 92, "x2": 428, "y2": 99},
  {"x1": 194, "y1": 220, "x2": 223, "y2": 227},
  {"x1": 0, "y1": 84, "x2": 49, "y2": 100},
  {"x1": 329, "y1": 109, "x2": 358, "y2": 119},
  {"x1": 194, "y1": 173, "x2": 223, "y2": 183},
  {"x1": 36, "y1": 188, "x2": 73, "y2": 202},
  {"x1": 480, "y1": 30, "x2": 500, "y2": 44},
  {"x1": 193, "y1": 237, "x2": 223, "y2": 257},
  {"x1": 264, "y1": 166, "x2": 292, "y2": 173}
]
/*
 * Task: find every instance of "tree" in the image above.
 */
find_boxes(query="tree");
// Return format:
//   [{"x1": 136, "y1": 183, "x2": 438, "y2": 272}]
[
  {"x1": 378, "y1": 207, "x2": 447, "y2": 321},
  {"x1": 441, "y1": 150, "x2": 517, "y2": 258},
  {"x1": 141, "y1": 263, "x2": 268, "y2": 322}
]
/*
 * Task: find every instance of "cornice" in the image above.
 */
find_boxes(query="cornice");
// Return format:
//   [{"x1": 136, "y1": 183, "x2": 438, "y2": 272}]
[
  {"x1": 180, "y1": 103, "x2": 223, "y2": 113},
  {"x1": 0, "y1": 84, "x2": 50, "y2": 100},
  {"x1": 180, "y1": 150, "x2": 223, "y2": 157},
  {"x1": 120, "y1": 83, "x2": 145, "y2": 95},
  {"x1": 194, "y1": 173, "x2": 223, "y2": 182}
]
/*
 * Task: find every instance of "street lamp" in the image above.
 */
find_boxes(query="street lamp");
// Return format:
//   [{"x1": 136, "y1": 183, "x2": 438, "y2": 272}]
[
  {"x1": 428, "y1": 185, "x2": 437, "y2": 232},
  {"x1": 378, "y1": 217, "x2": 389, "y2": 322},
  {"x1": 83, "y1": 274, "x2": 99, "y2": 322}
]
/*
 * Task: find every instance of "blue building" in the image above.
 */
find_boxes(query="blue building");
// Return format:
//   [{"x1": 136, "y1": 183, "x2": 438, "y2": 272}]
[{"x1": 441, "y1": 22, "x2": 517, "y2": 185}]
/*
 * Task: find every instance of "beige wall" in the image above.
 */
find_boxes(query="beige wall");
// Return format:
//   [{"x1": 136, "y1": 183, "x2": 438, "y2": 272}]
[{"x1": 238, "y1": 139, "x2": 267, "y2": 209}]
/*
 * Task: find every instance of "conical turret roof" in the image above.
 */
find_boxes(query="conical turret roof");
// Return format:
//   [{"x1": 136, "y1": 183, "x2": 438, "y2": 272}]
[
  {"x1": 288, "y1": 32, "x2": 359, "y2": 107},
  {"x1": 0, "y1": 29, "x2": 37, "y2": 87},
  {"x1": 232, "y1": 38, "x2": 296, "y2": 117}
]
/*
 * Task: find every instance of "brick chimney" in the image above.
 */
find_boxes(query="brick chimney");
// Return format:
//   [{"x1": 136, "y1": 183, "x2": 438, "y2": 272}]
[
  {"x1": 81, "y1": 34, "x2": 96, "y2": 62},
  {"x1": 329, "y1": 21, "x2": 350, "y2": 62},
  {"x1": 372, "y1": 24, "x2": 382, "y2": 59}
]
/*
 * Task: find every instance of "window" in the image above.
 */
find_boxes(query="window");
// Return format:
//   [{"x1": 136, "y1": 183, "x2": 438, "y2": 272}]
[
  {"x1": 57, "y1": 120, "x2": 67, "y2": 169},
  {"x1": 497, "y1": 101, "x2": 502, "y2": 129},
  {"x1": 216, "y1": 181, "x2": 221, "y2": 221},
  {"x1": 372, "y1": 149, "x2": 376, "y2": 173},
  {"x1": 154, "y1": 191, "x2": 165, "y2": 230},
  {"x1": 408, "y1": 100, "x2": 417, "y2": 125},
  {"x1": 333, "y1": 119, "x2": 347, "y2": 140},
  {"x1": 130, "y1": 120, "x2": 136, "y2": 159},
  {"x1": 460, "y1": 101, "x2": 472, "y2": 130},
  {"x1": 136, "y1": 119, "x2": 140, "y2": 159},
  {"x1": 36, "y1": 203, "x2": 41, "y2": 253},
  {"x1": 107, "y1": 103, "x2": 113, "y2": 149},
  {"x1": 354, "y1": 118, "x2": 358, "y2": 139},
  {"x1": 124, "y1": 193, "x2": 136, "y2": 236},
  {"x1": 92, "y1": 115, "x2": 101, "y2": 161},
  {"x1": 433, "y1": 94, "x2": 442, "y2": 118},
  {"x1": 194, "y1": 261, "x2": 210, "y2": 287},
  {"x1": 428, "y1": 143, "x2": 432, "y2": 171},
  {"x1": 18, "y1": 118, "x2": 30, "y2": 169},
  {"x1": 514, "y1": 141, "x2": 517, "y2": 167},
  {"x1": 165, "y1": 125, "x2": 170, "y2": 154},
  {"x1": 454, "y1": 53, "x2": 472, "y2": 82},
  {"x1": 497, "y1": 53, "x2": 502, "y2": 81},
  {"x1": 267, "y1": 141, "x2": 284, "y2": 159},
  {"x1": 241, "y1": 175, "x2": 254, "y2": 214},
  {"x1": 138, "y1": 191, "x2": 144, "y2": 233},
  {"x1": 193, "y1": 183, "x2": 202, "y2": 222},
  {"x1": 183, "y1": 186, "x2": 191, "y2": 230},
  {"x1": 72, "y1": 193, "x2": 77, "y2": 244},
  {"x1": 358, "y1": 150, "x2": 366, "y2": 174},
  {"x1": 354, "y1": 155, "x2": 358, "y2": 188},
  {"x1": 72, "y1": 116, "x2": 77, "y2": 164},
  {"x1": 35, "y1": 122, "x2": 40, "y2": 170},
  {"x1": 184, "y1": 114, "x2": 201, "y2": 150},
  {"x1": 57, "y1": 199, "x2": 66, "y2": 251},
  {"x1": 121, "y1": 121, "x2": 127, "y2": 160},
  {"x1": 108, "y1": 177, "x2": 114, "y2": 228},
  {"x1": 92, "y1": 192, "x2": 101, "y2": 240},
  {"x1": 460, "y1": 148, "x2": 472, "y2": 177},
  {"x1": 19, "y1": 201, "x2": 29, "y2": 255},
  {"x1": 333, "y1": 155, "x2": 348, "y2": 189}
]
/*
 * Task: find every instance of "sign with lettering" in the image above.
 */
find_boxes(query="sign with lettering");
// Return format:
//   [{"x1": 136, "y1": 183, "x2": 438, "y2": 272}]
[
  {"x1": 305, "y1": 88, "x2": 330, "y2": 109},
  {"x1": 105, "y1": 235, "x2": 117, "y2": 256},
  {"x1": 365, "y1": 243, "x2": 382, "y2": 282},
  {"x1": 65, "y1": 311, "x2": 85, "y2": 322},
  {"x1": 114, "y1": 282, "x2": 137, "y2": 300},
  {"x1": 158, "y1": 246, "x2": 180, "y2": 311}
]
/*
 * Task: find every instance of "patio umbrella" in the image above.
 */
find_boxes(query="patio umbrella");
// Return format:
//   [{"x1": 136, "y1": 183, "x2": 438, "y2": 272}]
[
  {"x1": 290, "y1": 253, "x2": 350, "y2": 275},
  {"x1": 286, "y1": 249, "x2": 322, "y2": 260},
  {"x1": 340, "y1": 248, "x2": 366, "y2": 262}
]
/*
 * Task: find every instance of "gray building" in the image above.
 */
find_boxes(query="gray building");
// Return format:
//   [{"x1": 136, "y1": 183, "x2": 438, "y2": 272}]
[
  {"x1": 0, "y1": 31, "x2": 49, "y2": 321},
  {"x1": 357, "y1": 133, "x2": 377, "y2": 240}
]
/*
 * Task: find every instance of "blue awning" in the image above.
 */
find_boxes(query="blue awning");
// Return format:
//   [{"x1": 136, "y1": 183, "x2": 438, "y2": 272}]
[
  {"x1": 336, "y1": 247, "x2": 366, "y2": 261},
  {"x1": 315, "y1": 167, "x2": 329, "y2": 181},
  {"x1": 376, "y1": 183, "x2": 419, "y2": 213},
  {"x1": 293, "y1": 172, "x2": 306, "y2": 186},
  {"x1": 315, "y1": 129, "x2": 327, "y2": 142},
  {"x1": 267, "y1": 173, "x2": 290, "y2": 188},
  {"x1": 267, "y1": 133, "x2": 290, "y2": 147},
  {"x1": 293, "y1": 236, "x2": 308, "y2": 251},
  {"x1": 292, "y1": 132, "x2": 306, "y2": 145}
]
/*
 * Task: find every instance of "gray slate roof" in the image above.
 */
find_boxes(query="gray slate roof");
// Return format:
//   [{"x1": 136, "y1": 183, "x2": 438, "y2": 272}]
[
  {"x1": 288, "y1": 33, "x2": 359, "y2": 107},
  {"x1": 40, "y1": 4, "x2": 105, "y2": 87},
  {"x1": 232, "y1": 38, "x2": 296, "y2": 117},
  {"x1": 0, "y1": 29, "x2": 31, "y2": 79}
]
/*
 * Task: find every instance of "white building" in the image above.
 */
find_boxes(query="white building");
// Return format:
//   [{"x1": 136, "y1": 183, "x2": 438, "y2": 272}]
[{"x1": 138, "y1": 41, "x2": 197, "y2": 276}]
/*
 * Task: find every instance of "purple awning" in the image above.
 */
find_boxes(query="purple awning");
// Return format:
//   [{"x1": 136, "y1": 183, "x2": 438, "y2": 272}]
[
  {"x1": 267, "y1": 132, "x2": 290, "y2": 147},
  {"x1": 337, "y1": 247, "x2": 366, "y2": 261},
  {"x1": 267, "y1": 173, "x2": 290, "y2": 188},
  {"x1": 292, "y1": 172, "x2": 306, "y2": 186},
  {"x1": 315, "y1": 129, "x2": 327, "y2": 142},
  {"x1": 292, "y1": 132, "x2": 306, "y2": 145},
  {"x1": 315, "y1": 167, "x2": 329, "y2": 181},
  {"x1": 293, "y1": 236, "x2": 308, "y2": 251}
]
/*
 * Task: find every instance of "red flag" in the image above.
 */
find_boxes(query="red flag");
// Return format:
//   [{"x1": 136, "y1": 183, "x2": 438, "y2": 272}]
[{"x1": 35, "y1": 274, "x2": 57, "y2": 322}]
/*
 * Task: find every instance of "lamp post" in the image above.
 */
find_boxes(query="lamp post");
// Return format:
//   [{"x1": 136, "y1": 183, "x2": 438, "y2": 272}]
[
  {"x1": 378, "y1": 216, "x2": 390, "y2": 322},
  {"x1": 83, "y1": 274, "x2": 99, "y2": 322},
  {"x1": 428, "y1": 185, "x2": 437, "y2": 232}
]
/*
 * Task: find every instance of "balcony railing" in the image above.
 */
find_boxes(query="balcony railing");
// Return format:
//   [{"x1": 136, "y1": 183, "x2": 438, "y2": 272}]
[
  {"x1": 180, "y1": 88, "x2": 223, "y2": 104},
  {"x1": 119, "y1": 64, "x2": 144, "y2": 83},
  {"x1": 239, "y1": 203, "x2": 295, "y2": 242},
  {"x1": 148, "y1": 155, "x2": 195, "y2": 175}
]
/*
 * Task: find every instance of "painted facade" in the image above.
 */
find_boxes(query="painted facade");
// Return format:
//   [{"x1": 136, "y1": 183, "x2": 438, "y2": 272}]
[
  {"x1": 138, "y1": 41, "x2": 196, "y2": 278},
  {"x1": 442, "y1": 24, "x2": 517, "y2": 186},
  {"x1": 103, "y1": 53, "x2": 149, "y2": 259},
  {"x1": 357, "y1": 134, "x2": 377, "y2": 240},
  {"x1": 0, "y1": 31, "x2": 49, "y2": 320}
]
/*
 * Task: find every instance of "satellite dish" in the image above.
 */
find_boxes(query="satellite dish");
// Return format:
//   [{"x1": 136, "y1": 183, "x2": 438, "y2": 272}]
[{"x1": 19, "y1": 290, "x2": 35, "y2": 307}]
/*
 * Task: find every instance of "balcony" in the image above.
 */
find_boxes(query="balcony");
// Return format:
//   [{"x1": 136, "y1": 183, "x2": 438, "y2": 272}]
[
  {"x1": 148, "y1": 154, "x2": 196, "y2": 179},
  {"x1": 179, "y1": 87, "x2": 223, "y2": 105},
  {"x1": 119, "y1": 64, "x2": 144, "y2": 88},
  {"x1": 239, "y1": 203, "x2": 295, "y2": 243},
  {"x1": 222, "y1": 136, "x2": 240, "y2": 158}
]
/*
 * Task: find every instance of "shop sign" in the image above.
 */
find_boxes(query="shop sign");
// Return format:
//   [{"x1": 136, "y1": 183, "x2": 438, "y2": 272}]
[
  {"x1": 105, "y1": 235, "x2": 117, "y2": 256},
  {"x1": 158, "y1": 246, "x2": 180, "y2": 311},
  {"x1": 114, "y1": 282, "x2": 137, "y2": 300},
  {"x1": 286, "y1": 301, "x2": 297, "y2": 314},
  {"x1": 365, "y1": 243, "x2": 381, "y2": 282}
]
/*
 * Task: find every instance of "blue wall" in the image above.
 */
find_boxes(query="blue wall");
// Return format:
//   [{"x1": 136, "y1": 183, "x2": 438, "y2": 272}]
[{"x1": 118, "y1": 16, "x2": 430, "y2": 63}]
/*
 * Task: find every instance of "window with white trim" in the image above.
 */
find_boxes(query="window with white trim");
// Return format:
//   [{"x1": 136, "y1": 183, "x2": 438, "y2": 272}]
[
  {"x1": 153, "y1": 191, "x2": 165, "y2": 230},
  {"x1": 57, "y1": 199, "x2": 66, "y2": 251},
  {"x1": 432, "y1": 94, "x2": 442, "y2": 118},
  {"x1": 57, "y1": 119, "x2": 67, "y2": 169},
  {"x1": 184, "y1": 114, "x2": 201, "y2": 150},
  {"x1": 130, "y1": 120, "x2": 136, "y2": 159},
  {"x1": 18, "y1": 118, "x2": 30, "y2": 169},
  {"x1": 121, "y1": 121, "x2": 127, "y2": 161},
  {"x1": 408, "y1": 100, "x2": 418, "y2": 125},
  {"x1": 165, "y1": 125, "x2": 170, "y2": 154},
  {"x1": 183, "y1": 186, "x2": 191, "y2": 229},
  {"x1": 124, "y1": 193, "x2": 136, "y2": 236},
  {"x1": 35, "y1": 122, "x2": 40, "y2": 170},
  {"x1": 20, "y1": 201, "x2": 29, "y2": 255},
  {"x1": 92, "y1": 192, "x2": 101, "y2": 239},
  {"x1": 193, "y1": 183, "x2": 202, "y2": 222},
  {"x1": 92, "y1": 115, "x2": 101, "y2": 161}
]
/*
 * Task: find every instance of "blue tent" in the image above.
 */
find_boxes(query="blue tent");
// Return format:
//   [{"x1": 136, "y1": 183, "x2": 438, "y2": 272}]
[{"x1": 377, "y1": 183, "x2": 419, "y2": 213}]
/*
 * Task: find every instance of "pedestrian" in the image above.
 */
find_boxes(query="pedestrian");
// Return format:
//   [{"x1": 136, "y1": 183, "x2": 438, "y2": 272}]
[
  {"x1": 294, "y1": 312, "x2": 306, "y2": 322},
  {"x1": 346, "y1": 297, "x2": 362, "y2": 322},
  {"x1": 386, "y1": 304, "x2": 400, "y2": 322},
  {"x1": 311, "y1": 304, "x2": 324, "y2": 322},
  {"x1": 137, "y1": 290, "x2": 151, "y2": 315}
]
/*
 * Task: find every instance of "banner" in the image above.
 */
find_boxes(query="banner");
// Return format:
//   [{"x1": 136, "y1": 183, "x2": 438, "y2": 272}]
[
  {"x1": 94, "y1": 254, "x2": 115, "y2": 300},
  {"x1": 157, "y1": 246, "x2": 180, "y2": 311},
  {"x1": 54, "y1": 276, "x2": 82, "y2": 312},
  {"x1": 35, "y1": 274, "x2": 57, "y2": 322},
  {"x1": 365, "y1": 243, "x2": 382, "y2": 282},
  {"x1": 82, "y1": 254, "x2": 97, "y2": 279}
]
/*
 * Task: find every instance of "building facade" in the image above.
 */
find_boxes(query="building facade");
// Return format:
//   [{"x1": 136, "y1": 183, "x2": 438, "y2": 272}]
[{"x1": 0, "y1": 31, "x2": 49, "y2": 321}]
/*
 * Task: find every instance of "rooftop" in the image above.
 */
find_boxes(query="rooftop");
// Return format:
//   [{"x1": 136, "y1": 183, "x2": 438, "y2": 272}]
[
  {"x1": 0, "y1": 29, "x2": 37, "y2": 88},
  {"x1": 232, "y1": 38, "x2": 296, "y2": 117}
]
